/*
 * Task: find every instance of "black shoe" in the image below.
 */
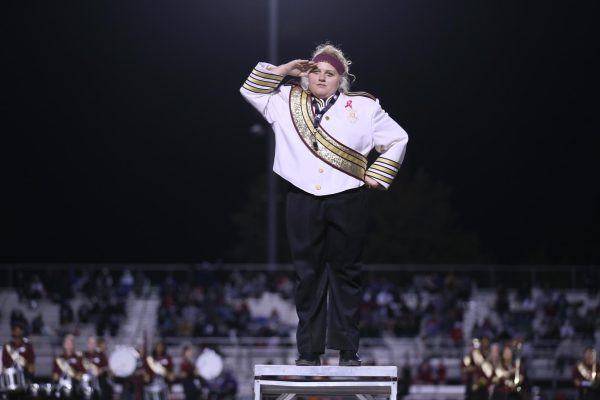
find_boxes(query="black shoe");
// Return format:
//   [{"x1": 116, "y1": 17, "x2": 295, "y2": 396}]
[
  {"x1": 295, "y1": 353, "x2": 321, "y2": 366},
  {"x1": 339, "y1": 351, "x2": 362, "y2": 366}
]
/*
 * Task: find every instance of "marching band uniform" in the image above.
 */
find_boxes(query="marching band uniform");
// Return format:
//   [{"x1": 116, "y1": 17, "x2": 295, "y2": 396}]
[
  {"x1": 83, "y1": 348, "x2": 112, "y2": 400},
  {"x1": 573, "y1": 355, "x2": 600, "y2": 400},
  {"x1": 240, "y1": 61, "x2": 408, "y2": 361},
  {"x1": 83, "y1": 348, "x2": 108, "y2": 376},
  {"x1": 141, "y1": 350, "x2": 174, "y2": 400},
  {"x1": 146, "y1": 352, "x2": 174, "y2": 383},
  {"x1": 52, "y1": 351, "x2": 85, "y2": 381},
  {"x1": 492, "y1": 360, "x2": 525, "y2": 400},
  {"x1": 241, "y1": 62, "x2": 408, "y2": 196},
  {"x1": 2, "y1": 336, "x2": 35, "y2": 379},
  {"x1": 179, "y1": 355, "x2": 199, "y2": 400},
  {"x1": 52, "y1": 350, "x2": 86, "y2": 398},
  {"x1": 471, "y1": 358, "x2": 494, "y2": 400},
  {"x1": 462, "y1": 341, "x2": 489, "y2": 400}
]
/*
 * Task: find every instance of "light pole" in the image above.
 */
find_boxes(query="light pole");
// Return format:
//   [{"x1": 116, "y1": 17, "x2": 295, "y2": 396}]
[{"x1": 266, "y1": 0, "x2": 278, "y2": 270}]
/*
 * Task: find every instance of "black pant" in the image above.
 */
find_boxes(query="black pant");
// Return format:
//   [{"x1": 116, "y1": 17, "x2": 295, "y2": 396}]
[{"x1": 286, "y1": 185, "x2": 368, "y2": 354}]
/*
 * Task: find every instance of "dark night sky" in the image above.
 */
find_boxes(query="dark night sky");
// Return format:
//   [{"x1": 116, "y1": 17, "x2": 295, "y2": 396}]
[{"x1": 1, "y1": 1, "x2": 598, "y2": 263}]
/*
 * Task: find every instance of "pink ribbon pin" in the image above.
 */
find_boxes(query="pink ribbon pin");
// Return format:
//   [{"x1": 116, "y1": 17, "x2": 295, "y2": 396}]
[{"x1": 345, "y1": 100, "x2": 353, "y2": 109}]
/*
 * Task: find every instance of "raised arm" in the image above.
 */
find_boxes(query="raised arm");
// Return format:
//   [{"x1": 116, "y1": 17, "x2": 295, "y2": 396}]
[{"x1": 239, "y1": 60, "x2": 315, "y2": 123}]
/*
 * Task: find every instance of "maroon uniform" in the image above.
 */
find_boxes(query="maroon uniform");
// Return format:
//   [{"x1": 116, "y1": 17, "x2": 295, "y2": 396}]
[
  {"x1": 573, "y1": 361, "x2": 600, "y2": 400},
  {"x1": 492, "y1": 361, "x2": 525, "y2": 400},
  {"x1": 146, "y1": 354, "x2": 174, "y2": 381},
  {"x1": 180, "y1": 358, "x2": 195, "y2": 379},
  {"x1": 2, "y1": 339, "x2": 35, "y2": 374},
  {"x1": 52, "y1": 351, "x2": 85, "y2": 382},
  {"x1": 83, "y1": 350, "x2": 108, "y2": 376}
]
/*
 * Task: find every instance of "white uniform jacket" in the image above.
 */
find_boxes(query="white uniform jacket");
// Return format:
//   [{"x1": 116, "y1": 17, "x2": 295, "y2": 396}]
[{"x1": 240, "y1": 62, "x2": 408, "y2": 196}]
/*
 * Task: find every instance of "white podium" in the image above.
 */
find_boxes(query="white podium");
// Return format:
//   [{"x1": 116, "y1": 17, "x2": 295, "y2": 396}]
[{"x1": 254, "y1": 365, "x2": 398, "y2": 400}]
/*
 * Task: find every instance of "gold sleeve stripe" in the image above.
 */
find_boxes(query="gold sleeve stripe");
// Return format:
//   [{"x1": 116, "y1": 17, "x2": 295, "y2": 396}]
[
  {"x1": 370, "y1": 163, "x2": 397, "y2": 177},
  {"x1": 252, "y1": 69, "x2": 284, "y2": 81},
  {"x1": 377, "y1": 157, "x2": 401, "y2": 169},
  {"x1": 366, "y1": 170, "x2": 393, "y2": 184},
  {"x1": 246, "y1": 76, "x2": 279, "y2": 88},
  {"x1": 373, "y1": 160, "x2": 398, "y2": 172},
  {"x1": 373, "y1": 161, "x2": 398, "y2": 174},
  {"x1": 242, "y1": 82, "x2": 273, "y2": 94},
  {"x1": 250, "y1": 71, "x2": 281, "y2": 84}
]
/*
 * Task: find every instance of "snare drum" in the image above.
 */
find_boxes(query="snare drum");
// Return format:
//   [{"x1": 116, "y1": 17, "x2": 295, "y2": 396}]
[
  {"x1": 109, "y1": 346, "x2": 139, "y2": 378},
  {"x1": 29, "y1": 382, "x2": 54, "y2": 399},
  {"x1": 55, "y1": 374, "x2": 74, "y2": 398},
  {"x1": 80, "y1": 373, "x2": 95, "y2": 400},
  {"x1": 143, "y1": 377, "x2": 168, "y2": 400},
  {"x1": 2, "y1": 366, "x2": 27, "y2": 392}
]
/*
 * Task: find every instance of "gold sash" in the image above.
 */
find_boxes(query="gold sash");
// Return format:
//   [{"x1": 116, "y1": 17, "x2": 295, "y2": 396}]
[
  {"x1": 578, "y1": 362, "x2": 598, "y2": 381},
  {"x1": 289, "y1": 86, "x2": 367, "y2": 181},
  {"x1": 56, "y1": 357, "x2": 76, "y2": 378},
  {"x1": 146, "y1": 356, "x2": 167, "y2": 376},
  {"x1": 6, "y1": 345, "x2": 26, "y2": 368}
]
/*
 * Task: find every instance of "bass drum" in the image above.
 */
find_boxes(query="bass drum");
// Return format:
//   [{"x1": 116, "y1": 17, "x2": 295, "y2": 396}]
[
  {"x1": 109, "y1": 346, "x2": 140, "y2": 378},
  {"x1": 195, "y1": 348, "x2": 223, "y2": 381}
]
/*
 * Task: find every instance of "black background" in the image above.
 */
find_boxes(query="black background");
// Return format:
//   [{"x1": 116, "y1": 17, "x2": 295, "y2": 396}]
[{"x1": 2, "y1": 1, "x2": 598, "y2": 263}]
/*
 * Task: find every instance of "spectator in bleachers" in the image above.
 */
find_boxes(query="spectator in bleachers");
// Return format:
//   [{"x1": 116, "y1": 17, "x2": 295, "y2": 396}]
[
  {"x1": 10, "y1": 309, "x2": 29, "y2": 336},
  {"x1": 398, "y1": 354, "x2": 412, "y2": 397},
  {"x1": 134, "y1": 269, "x2": 151, "y2": 298},
  {"x1": 31, "y1": 313, "x2": 53, "y2": 336},
  {"x1": 434, "y1": 359, "x2": 447, "y2": 384},
  {"x1": 415, "y1": 358, "x2": 434, "y2": 384},
  {"x1": 59, "y1": 300, "x2": 74, "y2": 326},
  {"x1": 119, "y1": 269, "x2": 135, "y2": 296}
]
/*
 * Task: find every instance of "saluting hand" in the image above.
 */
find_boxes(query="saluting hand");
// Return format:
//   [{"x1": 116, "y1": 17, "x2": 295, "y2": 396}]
[{"x1": 269, "y1": 59, "x2": 316, "y2": 77}]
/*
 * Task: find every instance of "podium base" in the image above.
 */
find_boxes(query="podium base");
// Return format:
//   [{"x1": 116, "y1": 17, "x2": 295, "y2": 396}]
[{"x1": 254, "y1": 365, "x2": 398, "y2": 400}]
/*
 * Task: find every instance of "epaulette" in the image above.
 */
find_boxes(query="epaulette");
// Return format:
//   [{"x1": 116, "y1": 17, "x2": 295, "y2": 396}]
[{"x1": 346, "y1": 91, "x2": 376, "y2": 101}]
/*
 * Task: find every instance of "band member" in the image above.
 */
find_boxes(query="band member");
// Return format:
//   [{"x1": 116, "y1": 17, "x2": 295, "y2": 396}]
[
  {"x1": 52, "y1": 334, "x2": 86, "y2": 398},
  {"x1": 2, "y1": 322, "x2": 35, "y2": 380},
  {"x1": 132, "y1": 339, "x2": 151, "y2": 400},
  {"x1": 574, "y1": 347, "x2": 600, "y2": 400},
  {"x1": 147, "y1": 340, "x2": 174, "y2": 383},
  {"x1": 97, "y1": 337, "x2": 108, "y2": 355},
  {"x1": 240, "y1": 43, "x2": 408, "y2": 366},
  {"x1": 463, "y1": 337, "x2": 490, "y2": 400},
  {"x1": 83, "y1": 336, "x2": 112, "y2": 400},
  {"x1": 492, "y1": 344, "x2": 525, "y2": 400},
  {"x1": 179, "y1": 344, "x2": 200, "y2": 400}
]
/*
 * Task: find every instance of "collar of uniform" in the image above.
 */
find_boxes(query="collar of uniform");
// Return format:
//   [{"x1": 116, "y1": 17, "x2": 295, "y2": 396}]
[{"x1": 313, "y1": 92, "x2": 337, "y2": 109}]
